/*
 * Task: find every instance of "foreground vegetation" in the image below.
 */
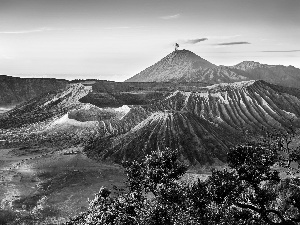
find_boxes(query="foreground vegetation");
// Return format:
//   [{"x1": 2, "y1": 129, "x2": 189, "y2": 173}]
[{"x1": 67, "y1": 131, "x2": 300, "y2": 225}]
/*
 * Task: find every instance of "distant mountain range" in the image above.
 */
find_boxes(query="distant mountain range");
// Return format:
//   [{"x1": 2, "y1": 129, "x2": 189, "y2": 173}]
[
  {"x1": 231, "y1": 61, "x2": 300, "y2": 88},
  {"x1": 2, "y1": 50, "x2": 300, "y2": 165},
  {"x1": 126, "y1": 49, "x2": 300, "y2": 88},
  {"x1": 1, "y1": 50, "x2": 299, "y2": 107}
]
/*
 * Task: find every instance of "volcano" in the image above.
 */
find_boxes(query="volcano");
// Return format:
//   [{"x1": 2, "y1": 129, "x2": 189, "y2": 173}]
[
  {"x1": 125, "y1": 49, "x2": 248, "y2": 83},
  {"x1": 84, "y1": 80, "x2": 300, "y2": 164},
  {"x1": 126, "y1": 50, "x2": 300, "y2": 88}
]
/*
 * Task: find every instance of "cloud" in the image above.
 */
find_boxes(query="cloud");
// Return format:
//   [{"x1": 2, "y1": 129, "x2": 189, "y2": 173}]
[
  {"x1": 160, "y1": 14, "x2": 180, "y2": 20},
  {"x1": 104, "y1": 26, "x2": 145, "y2": 30},
  {"x1": 185, "y1": 38, "x2": 208, "y2": 44},
  {"x1": 104, "y1": 26, "x2": 130, "y2": 30},
  {"x1": 216, "y1": 42, "x2": 251, "y2": 46},
  {"x1": 261, "y1": 50, "x2": 300, "y2": 52},
  {"x1": 0, "y1": 27, "x2": 63, "y2": 34},
  {"x1": 0, "y1": 26, "x2": 146, "y2": 34}
]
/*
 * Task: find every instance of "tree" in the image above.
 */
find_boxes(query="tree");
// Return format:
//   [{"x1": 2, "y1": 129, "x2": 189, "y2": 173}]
[
  {"x1": 67, "y1": 142, "x2": 300, "y2": 225},
  {"x1": 207, "y1": 145, "x2": 300, "y2": 225},
  {"x1": 67, "y1": 148, "x2": 190, "y2": 225}
]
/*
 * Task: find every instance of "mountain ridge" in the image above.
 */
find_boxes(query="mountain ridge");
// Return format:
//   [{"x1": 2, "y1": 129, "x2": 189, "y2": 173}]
[
  {"x1": 2, "y1": 79, "x2": 300, "y2": 164},
  {"x1": 0, "y1": 75, "x2": 68, "y2": 107},
  {"x1": 84, "y1": 80, "x2": 300, "y2": 164},
  {"x1": 125, "y1": 49, "x2": 219, "y2": 82},
  {"x1": 125, "y1": 50, "x2": 300, "y2": 88}
]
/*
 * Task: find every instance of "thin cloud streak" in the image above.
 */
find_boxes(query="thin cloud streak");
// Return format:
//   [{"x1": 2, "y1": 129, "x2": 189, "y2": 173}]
[
  {"x1": 217, "y1": 42, "x2": 251, "y2": 45},
  {"x1": 261, "y1": 50, "x2": 300, "y2": 52},
  {"x1": 103, "y1": 26, "x2": 145, "y2": 30},
  {"x1": 185, "y1": 38, "x2": 208, "y2": 44},
  {"x1": 104, "y1": 26, "x2": 131, "y2": 30},
  {"x1": 0, "y1": 27, "x2": 63, "y2": 34},
  {"x1": 160, "y1": 14, "x2": 180, "y2": 20}
]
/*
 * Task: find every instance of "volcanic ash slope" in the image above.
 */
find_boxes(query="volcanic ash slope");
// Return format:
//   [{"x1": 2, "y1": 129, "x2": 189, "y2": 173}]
[
  {"x1": 89, "y1": 80, "x2": 300, "y2": 164},
  {"x1": 0, "y1": 84, "x2": 103, "y2": 148},
  {"x1": 125, "y1": 49, "x2": 248, "y2": 83},
  {"x1": 138, "y1": 80, "x2": 300, "y2": 132},
  {"x1": 0, "y1": 83, "x2": 91, "y2": 129},
  {"x1": 97, "y1": 111, "x2": 230, "y2": 165}
]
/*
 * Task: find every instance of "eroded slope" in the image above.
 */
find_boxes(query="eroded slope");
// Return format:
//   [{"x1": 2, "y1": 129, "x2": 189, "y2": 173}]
[{"x1": 85, "y1": 80, "x2": 300, "y2": 164}]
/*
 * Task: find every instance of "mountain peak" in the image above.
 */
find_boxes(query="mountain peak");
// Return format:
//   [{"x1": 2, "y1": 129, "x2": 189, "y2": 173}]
[
  {"x1": 233, "y1": 61, "x2": 267, "y2": 71},
  {"x1": 166, "y1": 49, "x2": 211, "y2": 63},
  {"x1": 170, "y1": 49, "x2": 198, "y2": 57},
  {"x1": 125, "y1": 49, "x2": 217, "y2": 82},
  {"x1": 165, "y1": 49, "x2": 216, "y2": 67},
  {"x1": 125, "y1": 50, "x2": 300, "y2": 86}
]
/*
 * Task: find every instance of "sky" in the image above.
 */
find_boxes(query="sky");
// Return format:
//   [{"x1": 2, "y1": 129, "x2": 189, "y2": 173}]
[{"x1": 0, "y1": 0, "x2": 299, "y2": 81}]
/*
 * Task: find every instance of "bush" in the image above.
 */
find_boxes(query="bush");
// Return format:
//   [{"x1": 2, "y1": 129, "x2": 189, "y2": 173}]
[{"x1": 67, "y1": 143, "x2": 300, "y2": 225}]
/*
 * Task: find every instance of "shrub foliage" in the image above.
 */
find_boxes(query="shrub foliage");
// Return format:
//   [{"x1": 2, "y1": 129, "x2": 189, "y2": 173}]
[{"x1": 67, "y1": 140, "x2": 300, "y2": 225}]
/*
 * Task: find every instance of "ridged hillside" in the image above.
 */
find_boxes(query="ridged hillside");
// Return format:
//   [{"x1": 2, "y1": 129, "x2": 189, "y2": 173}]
[
  {"x1": 85, "y1": 80, "x2": 300, "y2": 164},
  {"x1": 92, "y1": 111, "x2": 232, "y2": 164},
  {"x1": 0, "y1": 84, "x2": 91, "y2": 129},
  {"x1": 3, "y1": 77, "x2": 300, "y2": 165},
  {"x1": 154, "y1": 80, "x2": 300, "y2": 131}
]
